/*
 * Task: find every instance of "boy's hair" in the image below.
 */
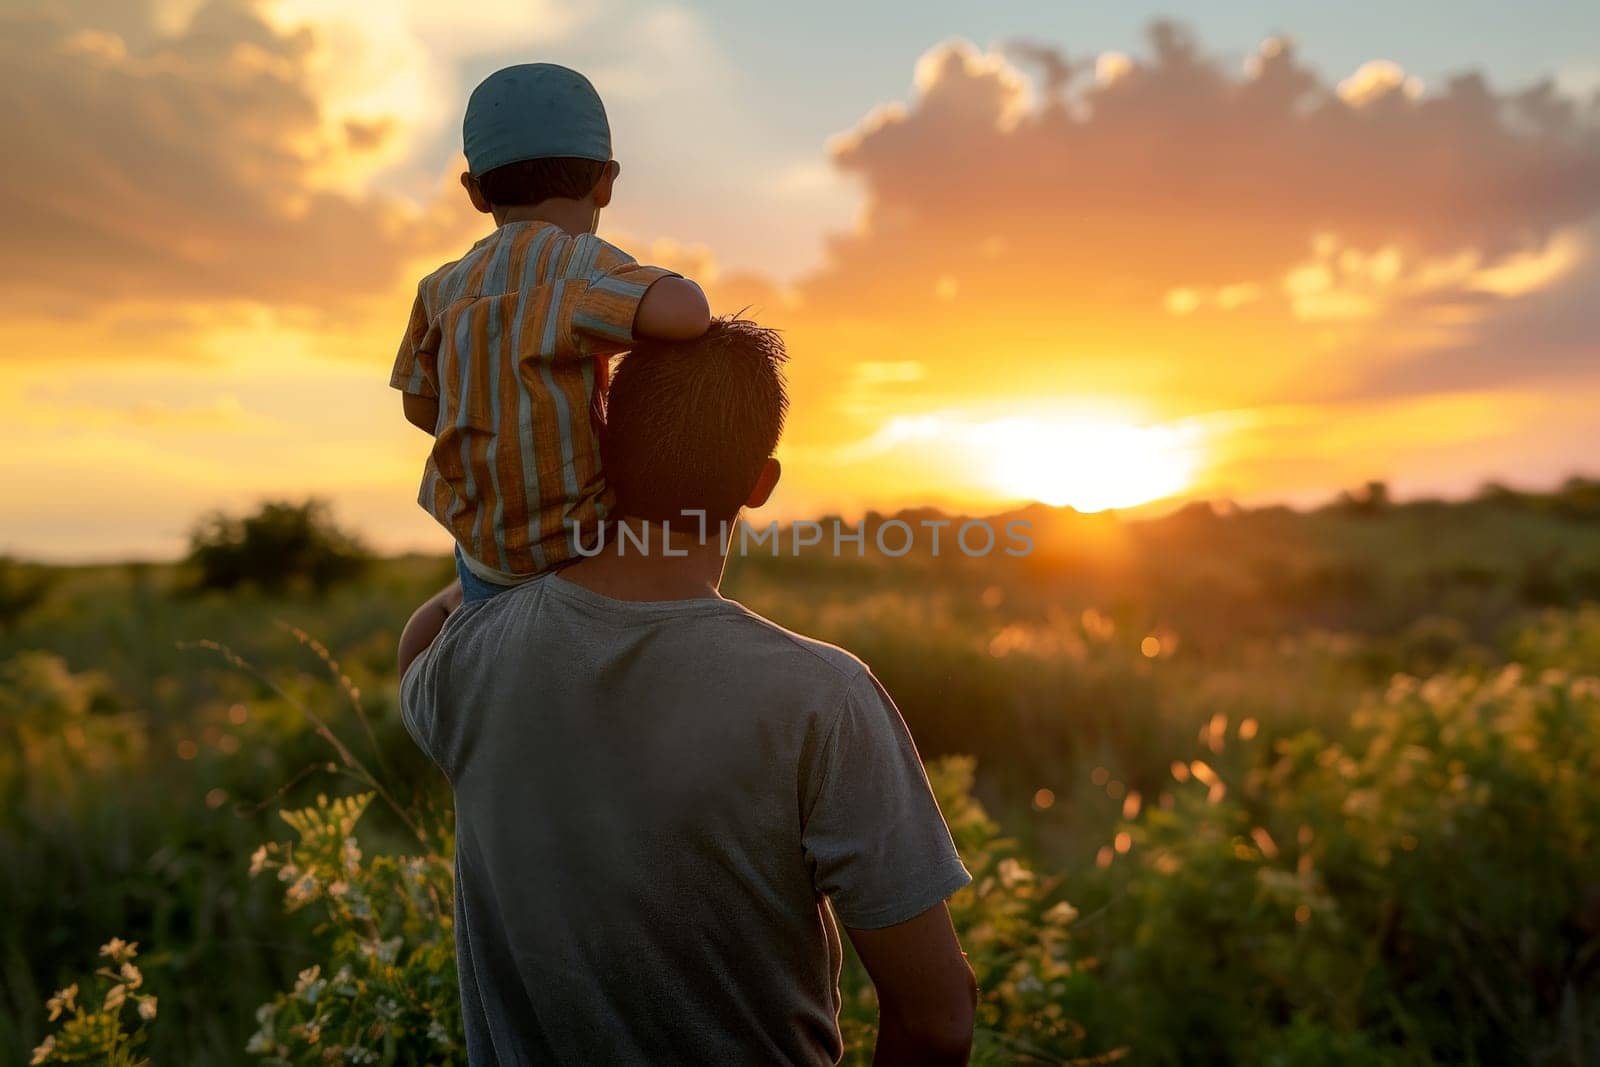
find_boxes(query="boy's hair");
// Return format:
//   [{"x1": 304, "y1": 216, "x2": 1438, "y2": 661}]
[
  {"x1": 604, "y1": 317, "x2": 788, "y2": 525},
  {"x1": 476, "y1": 157, "x2": 607, "y2": 207}
]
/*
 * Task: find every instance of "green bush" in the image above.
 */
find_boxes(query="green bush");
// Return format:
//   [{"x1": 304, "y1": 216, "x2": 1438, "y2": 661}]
[
  {"x1": 27, "y1": 937, "x2": 159, "y2": 1066},
  {"x1": 0, "y1": 556, "x2": 51, "y2": 633},
  {"x1": 244, "y1": 793, "x2": 458, "y2": 1063},
  {"x1": 1077, "y1": 629, "x2": 1600, "y2": 1064},
  {"x1": 186, "y1": 501, "x2": 369, "y2": 595}
]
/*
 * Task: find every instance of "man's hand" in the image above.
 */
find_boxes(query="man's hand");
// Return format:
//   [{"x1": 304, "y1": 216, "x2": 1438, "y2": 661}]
[
  {"x1": 398, "y1": 580, "x2": 464, "y2": 677},
  {"x1": 845, "y1": 902, "x2": 977, "y2": 1066},
  {"x1": 403, "y1": 392, "x2": 440, "y2": 435},
  {"x1": 633, "y1": 277, "x2": 711, "y2": 341}
]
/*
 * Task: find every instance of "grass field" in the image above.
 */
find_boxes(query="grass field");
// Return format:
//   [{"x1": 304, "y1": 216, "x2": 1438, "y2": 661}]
[{"x1": 5, "y1": 484, "x2": 1599, "y2": 1064}]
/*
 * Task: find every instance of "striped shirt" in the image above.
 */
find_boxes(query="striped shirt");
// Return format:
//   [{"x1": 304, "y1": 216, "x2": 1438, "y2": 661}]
[{"x1": 391, "y1": 221, "x2": 675, "y2": 581}]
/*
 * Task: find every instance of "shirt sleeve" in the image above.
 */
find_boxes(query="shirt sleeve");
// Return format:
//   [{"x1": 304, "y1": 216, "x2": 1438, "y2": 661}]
[
  {"x1": 570, "y1": 237, "x2": 679, "y2": 355},
  {"x1": 801, "y1": 670, "x2": 972, "y2": 929},
  {"x1": 389, "y1": 286, "x2": 440, "y2": 398}
]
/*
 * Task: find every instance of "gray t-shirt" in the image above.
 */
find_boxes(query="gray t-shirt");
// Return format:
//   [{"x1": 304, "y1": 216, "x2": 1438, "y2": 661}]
[{"x1": 400, "y1": 574, "x2": 971, "y2": 1066}]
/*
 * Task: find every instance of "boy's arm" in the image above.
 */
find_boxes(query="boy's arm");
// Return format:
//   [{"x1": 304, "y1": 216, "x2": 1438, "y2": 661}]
[
  {"x1": 570, "y1": 238, "x2": 709, "y2": 356},
  {"x1": 632, "y1": 276, "x2": 710, "y2": 340},
  {"x1": 391, "y1": 285, "x2": 442, "y2": 430},
  {"x1": 402, "y1": 392, "x2": 440, "y2": 435}
]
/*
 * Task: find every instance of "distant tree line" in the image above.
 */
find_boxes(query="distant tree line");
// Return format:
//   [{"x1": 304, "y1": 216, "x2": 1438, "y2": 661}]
[
  {"x1": 0, "y1": 557, "x2": 50, "y2": 632},
  {"x1": 1333, "y1": 476, "x2": 1600, "y2": 520}
]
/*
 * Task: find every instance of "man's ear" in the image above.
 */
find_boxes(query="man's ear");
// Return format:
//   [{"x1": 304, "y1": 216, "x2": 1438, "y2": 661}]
[
  {"x1": 592, "y1": 160, "x2": 620, "y2": 209},
  {"x1": 745, "y1": 457, "x2": 780, "y2": 509},
  {"x1": 460, "y1": 170, "x2": 492, "y2": 214}
]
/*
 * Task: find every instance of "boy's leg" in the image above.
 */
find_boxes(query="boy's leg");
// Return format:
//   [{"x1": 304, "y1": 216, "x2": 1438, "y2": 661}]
[
  {"x1": 398, "y1": 579, "x2": 464, "y2": 677},
  {"x1": 400, "y1": 548, "x2": 528, "y2": 675},
  {"x1": 454, "y1": 543, "x2": 517, "y2": 604}
]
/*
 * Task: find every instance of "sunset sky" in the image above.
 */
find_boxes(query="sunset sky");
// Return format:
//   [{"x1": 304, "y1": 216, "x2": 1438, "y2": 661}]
[{"x1": 3, "y1": 0, "x2": 1599, "y2": 560}]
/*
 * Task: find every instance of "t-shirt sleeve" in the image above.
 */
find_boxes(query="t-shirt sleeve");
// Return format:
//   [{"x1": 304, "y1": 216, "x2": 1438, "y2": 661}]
[
  {"x1": 801, "y1": 670, "x2": 972, "y2": 929},
  {"x1": 570, "y1": 237, "x2": 679, "y2": 354},
  {"x1": 390, "y1": 285, "x2": 440, "y2": 398}
]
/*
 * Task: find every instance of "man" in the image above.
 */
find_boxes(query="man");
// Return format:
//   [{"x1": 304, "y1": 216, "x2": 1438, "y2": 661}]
[{"x1": 399, "y1": 318, "x2": 977, "y2": 1065}]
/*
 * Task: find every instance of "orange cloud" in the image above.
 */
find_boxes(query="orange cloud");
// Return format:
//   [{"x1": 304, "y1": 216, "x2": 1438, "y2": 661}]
[
  {"x1": 771, "y1": 25, "x2": 1600, "y2": 480},
  {"x1": 0, "y1": 2, "x2": 475, "y2": 315}
]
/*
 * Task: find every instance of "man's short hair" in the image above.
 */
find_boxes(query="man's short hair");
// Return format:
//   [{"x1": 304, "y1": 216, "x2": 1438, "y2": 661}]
[
  {"x1": 476, "y1": 157, "x2": 607, "y2": 207},
  {"x1": 604, "y1": 317, "x2": 787, "y2": 525}
]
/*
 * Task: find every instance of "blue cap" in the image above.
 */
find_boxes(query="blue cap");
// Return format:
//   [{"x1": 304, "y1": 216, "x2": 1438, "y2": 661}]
[{"x1": 463, "y1": 64, "x2": 612, "y2": 176}]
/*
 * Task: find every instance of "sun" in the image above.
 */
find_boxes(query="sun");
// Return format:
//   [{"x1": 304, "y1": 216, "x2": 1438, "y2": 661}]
[{"x1": 978, "y1": 416, "x2": 1199, "y2": 511}]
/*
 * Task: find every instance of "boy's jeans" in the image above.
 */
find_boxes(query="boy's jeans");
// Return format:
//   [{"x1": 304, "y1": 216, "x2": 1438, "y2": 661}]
[{"x1": 454, "y1": 544, "x2": 520, "y2": 604}]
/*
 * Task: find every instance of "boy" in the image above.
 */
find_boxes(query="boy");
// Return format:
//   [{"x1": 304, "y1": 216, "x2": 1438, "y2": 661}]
[{"x1": 392, "y1": 63, "x2": 710, "y2": 611}]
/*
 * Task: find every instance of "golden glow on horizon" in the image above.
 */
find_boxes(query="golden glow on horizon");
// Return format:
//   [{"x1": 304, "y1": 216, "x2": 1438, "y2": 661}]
[{"x1": 977, "y1": 416, "x2": 1200, "y2": 512}]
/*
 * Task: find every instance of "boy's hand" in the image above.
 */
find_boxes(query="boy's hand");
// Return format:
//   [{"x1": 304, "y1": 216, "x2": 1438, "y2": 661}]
[{"x1": 633, "y1": 277, "x2": 711, "y2": 341}]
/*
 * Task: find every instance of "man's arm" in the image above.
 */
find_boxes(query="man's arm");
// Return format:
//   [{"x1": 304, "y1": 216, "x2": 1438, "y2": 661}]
[
  {"x1": 803, "y1": 670, "x2": 976, "y2": 1060},
  {"x1": 402, "y1": 392, "x2": 440, "y2": 435},
  {"x1": 398, "y1": 580, "x2": 462, "y2": 677},
  {"x1": 631, "y1": 276, "x2": 710, "y2": 340},
  {"x1": 847, "y1": 901, "x2": 977, "y2": 1066}
]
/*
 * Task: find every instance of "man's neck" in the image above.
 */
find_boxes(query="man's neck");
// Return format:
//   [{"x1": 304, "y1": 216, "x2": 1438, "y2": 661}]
[
  {"x1": 493, "y1": 199, "x2": 596, "y2": 236},
  {"x1": 559, "y1": 519, "x2": 730, "y2": 602}
]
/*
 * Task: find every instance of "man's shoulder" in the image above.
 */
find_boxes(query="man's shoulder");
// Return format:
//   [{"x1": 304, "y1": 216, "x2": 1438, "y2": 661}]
[
  {"x1": 427, "y1": 582, "x2": 876, "y2": 694},
  {"x1": 712, "y1": 599, "x2": 872, "y2": 689}
]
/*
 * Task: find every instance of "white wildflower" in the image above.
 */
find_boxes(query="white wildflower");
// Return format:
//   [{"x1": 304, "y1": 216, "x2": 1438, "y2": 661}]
[
  {"x1": 248, "y1": 845, "x2": 271, "y2": 877},
  {"x1": 46, "y1": 984, "x2": 77, "y2": 1021},
  {"x1": 293, "y1": 965, "x2": 322, "y2": 1001},
  {"x1": 99, "y1": 937, "x2": 137, "y2": 962},
  {"x1": 996, "y1": 857, "x2": 1034, "y2": 889},
  {"x1": 103, "y1": 983, "x2": 127, "y2": 1011},
  {"x1": 1044, "y1": 901, "x2": 1080, "y2": 925},
  {"x1": 286, "y1": 873, "x2": 319, "y2": 906},
  {"x1": 359, "y1": 936, "x2": 403, "y2": 964}
]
